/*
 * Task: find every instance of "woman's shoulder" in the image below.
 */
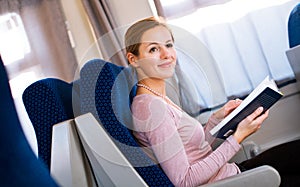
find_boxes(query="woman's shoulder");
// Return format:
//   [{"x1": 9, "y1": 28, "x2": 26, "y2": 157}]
[
  {"x1": 132, "y1": 94, "x2": 165, "y2": 106},
  {"x1": 131, "y1": 94, "x2": 168, "y2": 115}
]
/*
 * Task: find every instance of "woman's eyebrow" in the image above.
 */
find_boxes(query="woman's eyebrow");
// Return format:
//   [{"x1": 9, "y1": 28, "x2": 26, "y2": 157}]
[
  {"x1": 143, "y1": 42, "x2": 159, "y2": 47},
  {"x1": 144, "y1": 40, "x2": 173, "y2": 47}
]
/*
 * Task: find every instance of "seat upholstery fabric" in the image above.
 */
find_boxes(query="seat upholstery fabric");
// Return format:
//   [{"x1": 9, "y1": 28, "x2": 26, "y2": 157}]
[
  {"x1": 288, "y1": 3, "x2": 300, "y2": 48},
  {"x1": 0, "y1": 56, "x2": 58, "y2": 187},
  {"x1": 80, "y1": 59, "x2": 174, "y2": 186},
  {"x1": 22, "y1": 78, "x2": 76, "y2": 169}
]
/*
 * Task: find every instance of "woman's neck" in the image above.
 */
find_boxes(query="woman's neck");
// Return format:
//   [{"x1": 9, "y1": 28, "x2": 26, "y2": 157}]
[
  {"x1": 137, "y1": 78, "x2": 166, "y2": 96},
  {"x1": 136, "y1": 79, "x2": 182, "y2": 111}
]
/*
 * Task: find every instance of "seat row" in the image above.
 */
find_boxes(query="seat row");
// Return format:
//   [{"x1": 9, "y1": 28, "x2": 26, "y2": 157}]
[{"x1": 21, "y1": 58, "x2": 280, "y2": 187}]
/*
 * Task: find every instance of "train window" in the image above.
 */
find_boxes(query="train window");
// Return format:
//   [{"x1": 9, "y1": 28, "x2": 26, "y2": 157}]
[
  {"x1": 0, "y1": 13, "x2": 30, "y2": 65},
  {"x1": 154, "y1": 0, "x2": 297, "y2": 105}
]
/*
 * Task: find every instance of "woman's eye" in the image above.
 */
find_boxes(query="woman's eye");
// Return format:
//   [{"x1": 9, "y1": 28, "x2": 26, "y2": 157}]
[
  {"x1": 166, "y1": 43, "x2": 173, "y2": 48},
  {"x1": 149, "y1": 47, "x2": 158, "y2": 53}
]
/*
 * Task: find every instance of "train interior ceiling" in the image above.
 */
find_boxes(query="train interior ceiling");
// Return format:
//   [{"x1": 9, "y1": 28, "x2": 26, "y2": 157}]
[{"x1": 0, "y1": 0, "x2": 300, "y2": 165}]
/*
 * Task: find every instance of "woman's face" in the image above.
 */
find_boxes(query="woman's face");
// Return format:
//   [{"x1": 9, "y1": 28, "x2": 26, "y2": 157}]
[{"x1": 133, "y1": 26, "x2": 177, "y2": 80}]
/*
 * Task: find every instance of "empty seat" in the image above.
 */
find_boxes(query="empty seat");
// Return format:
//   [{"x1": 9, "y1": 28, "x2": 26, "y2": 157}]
[
  {"x1": 288, "y1": 3, "x2": 300, "y2": 48},
  {"x1": 22, "y1": 78, "x2": 79, "y2": 169}
]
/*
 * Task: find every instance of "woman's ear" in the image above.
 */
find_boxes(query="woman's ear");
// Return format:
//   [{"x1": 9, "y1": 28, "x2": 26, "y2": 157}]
[{"x1": 127, "y1": 53, "x2": 139, "y2": 68}]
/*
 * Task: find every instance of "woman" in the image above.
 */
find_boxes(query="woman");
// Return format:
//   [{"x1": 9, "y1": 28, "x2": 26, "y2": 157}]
[{"x1": 125, "y1": 16, "x2": 300, "y2": 187}]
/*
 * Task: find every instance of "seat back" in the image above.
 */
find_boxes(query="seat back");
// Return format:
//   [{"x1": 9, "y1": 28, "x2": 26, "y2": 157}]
[
  {"x1": 0, "y1": 56, "x2": 58, "y2": 186},
  {"x1": 80, "y1": 59, "x2": 174, "y2": 186},
  {"x1": 22, "y1": 78, "x2": 79, "y2": 169},
  {"x1": 288, "y1": 3, "x2": 300, "y2": 48}
]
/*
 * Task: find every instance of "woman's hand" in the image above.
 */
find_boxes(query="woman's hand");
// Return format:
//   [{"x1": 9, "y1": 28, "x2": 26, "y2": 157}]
[
  {"x1": 233, "y1": 107, "x2": 269, "y2": 143},
  {"x1": 213, "y1": 99, "x2": 242, "y2": 121}
]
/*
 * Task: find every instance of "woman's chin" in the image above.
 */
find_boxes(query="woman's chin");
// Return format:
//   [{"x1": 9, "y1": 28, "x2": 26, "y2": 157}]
[{"x1": 159, "y1": 70, "x2": 175, "y2": 79}]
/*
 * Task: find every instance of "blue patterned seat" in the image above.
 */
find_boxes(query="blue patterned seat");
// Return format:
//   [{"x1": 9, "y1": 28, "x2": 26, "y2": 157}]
[
  {"x1": 22, "y1": 78, "x2": 79, "y2": 169},
  {"x1": 80, "y1": 59, "x2": 174, "y2": 186},
  {"x1": 0, "y1": 56, "x2": 58, "y2": 186},
  {"x1": 288, "y1": 3, "x2": 300, "y2": 48}
]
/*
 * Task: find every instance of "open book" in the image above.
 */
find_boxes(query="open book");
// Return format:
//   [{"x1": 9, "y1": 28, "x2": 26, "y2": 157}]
[{"x1": 210, "y1": 76, "x2": 283, "y2": 139}]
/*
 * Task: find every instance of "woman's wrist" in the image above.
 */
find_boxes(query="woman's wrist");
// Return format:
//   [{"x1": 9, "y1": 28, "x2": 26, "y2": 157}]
[{"x1": 233, "y1": 132, "x2": 243, "y2": 144}]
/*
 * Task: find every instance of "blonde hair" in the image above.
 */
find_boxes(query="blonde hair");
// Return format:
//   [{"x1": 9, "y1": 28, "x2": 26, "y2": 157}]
[{"x1": 124, "y1": 16, "x2": 174, "y2": 56}]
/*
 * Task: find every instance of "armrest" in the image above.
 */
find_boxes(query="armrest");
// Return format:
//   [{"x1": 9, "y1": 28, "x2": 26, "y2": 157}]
[
  {"x1": 51, "y1": 120, "x2": 97, "y2": 187},
  {"x1": 230, "y1": 140, "x2": 261, "y2": 163},
  {"x1": 200, "y1": 165, "x2": 280, "y2": 187},
  {"x1": 213, "y1": 139, "x2": 261, "y2": 163}
]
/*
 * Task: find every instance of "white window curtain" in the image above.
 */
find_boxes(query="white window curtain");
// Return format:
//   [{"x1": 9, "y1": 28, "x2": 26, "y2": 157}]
[
  {"x1": 154, "y1": 0, "x2": 231, "y2": 18},
  {"x1": 80, "y1": 0, "x2": 128, "y2": 66},
  {"x1": 0, "y1": 0, "x2": 78, "y2": 152},
  {"x1": 157, "y1": 0, "x2": 299, "y2": 116}
]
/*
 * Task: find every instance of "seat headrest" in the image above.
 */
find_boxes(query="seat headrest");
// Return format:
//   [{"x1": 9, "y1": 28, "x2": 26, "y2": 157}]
[{"x1": 0, "y1": 56, "x2": 58, "y2": 186}]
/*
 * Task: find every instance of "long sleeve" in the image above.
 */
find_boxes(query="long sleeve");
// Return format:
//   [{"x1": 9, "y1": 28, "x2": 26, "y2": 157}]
[
  {"x1": 132, "y1": 95, "x2": 241, "y2": 187},
  {"x1": 204, "y1": 114, "x2": 222, "y2": 145}
]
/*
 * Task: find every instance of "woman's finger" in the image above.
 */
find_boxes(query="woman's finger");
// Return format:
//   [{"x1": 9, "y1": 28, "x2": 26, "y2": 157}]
[
  {"x1": 254, "y1": 109, "x2": 269, "y2": 124},
  {"x1": 244, "y1": 106, "x2": 264, "y2": 123}
]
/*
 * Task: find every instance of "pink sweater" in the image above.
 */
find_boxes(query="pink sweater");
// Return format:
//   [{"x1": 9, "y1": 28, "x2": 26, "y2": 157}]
[{"x1": 131, "y1": 94, "x2": 241, "y2": 187}]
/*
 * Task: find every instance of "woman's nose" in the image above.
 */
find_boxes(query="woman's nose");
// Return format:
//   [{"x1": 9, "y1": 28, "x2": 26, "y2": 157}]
[{"x1": 160, "y1": 46, "x2": 171, "y2": 59}]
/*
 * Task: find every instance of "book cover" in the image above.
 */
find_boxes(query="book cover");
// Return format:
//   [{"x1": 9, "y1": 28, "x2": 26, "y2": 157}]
[{"x1": 210, "y1": 76, "x2": 283, "y2": 139}]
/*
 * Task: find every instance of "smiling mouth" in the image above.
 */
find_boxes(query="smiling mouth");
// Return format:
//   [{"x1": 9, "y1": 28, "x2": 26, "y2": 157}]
[{"x1": 158, "y1": 61, "x2": 174, "y2": 68}]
